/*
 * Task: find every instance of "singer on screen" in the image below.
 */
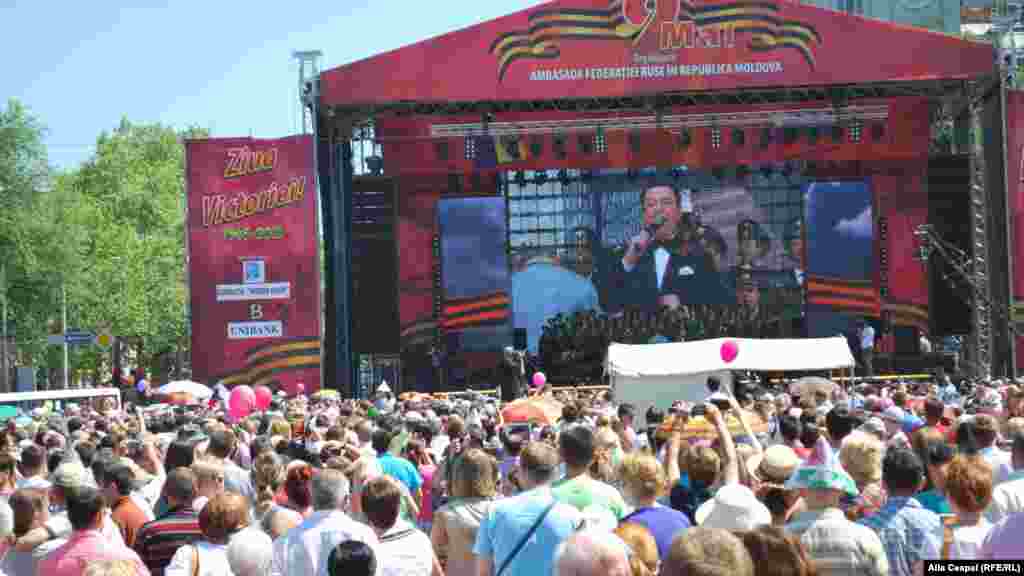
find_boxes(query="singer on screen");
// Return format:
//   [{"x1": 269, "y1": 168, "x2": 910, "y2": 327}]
[{"x1": 609, "y1": 180, "x2": 724, "y2": 312}]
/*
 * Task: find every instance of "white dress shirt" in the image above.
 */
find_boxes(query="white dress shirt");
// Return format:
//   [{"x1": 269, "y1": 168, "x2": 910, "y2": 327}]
[
  {"x1": 986, "y1": 471, "x2": 1024, "y2": 524},
  {"x1": 655, "y1": 247, "x2": 670, "y2": 290},
  {"x1": 270, "y1": 509, "x2": 381, "y2": 576}
]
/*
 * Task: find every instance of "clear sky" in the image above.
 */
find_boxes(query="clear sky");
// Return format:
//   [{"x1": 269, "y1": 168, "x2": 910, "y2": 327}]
[{"x1": 0, "y1": 0, "x2": 544, "y2": 170}]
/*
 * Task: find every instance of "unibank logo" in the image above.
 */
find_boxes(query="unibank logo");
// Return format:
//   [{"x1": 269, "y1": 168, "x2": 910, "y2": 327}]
[{"x1": 489, "y1": 0, "x2": 822, "y2": 81}]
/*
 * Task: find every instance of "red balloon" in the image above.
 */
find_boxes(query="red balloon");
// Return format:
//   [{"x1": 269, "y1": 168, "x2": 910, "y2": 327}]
[
  {"x1": 720, "y1": 340, "x2": 739, "y2": 364},
  {"x1": 253, "y1": 386, "x2": 273, "y2": 411},
  {"x1": 228, "y1": 385, "x2": 256, "y2": 420}
]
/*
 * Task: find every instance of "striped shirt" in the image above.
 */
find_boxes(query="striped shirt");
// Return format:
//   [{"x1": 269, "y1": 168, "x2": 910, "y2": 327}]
[
  {"x1": 786, "y1": 508, "x2": 889, "y2": 576},
  {"x1": 134, "y1": 506, "x2": 203, "y2": 576}
]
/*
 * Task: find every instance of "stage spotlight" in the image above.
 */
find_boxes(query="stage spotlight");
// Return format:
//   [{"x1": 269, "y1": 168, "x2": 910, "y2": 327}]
[
  {"x1": 534, "y1": 170, "x2": 548, "y2": 184},
  {"x1": 807, "y1": 126, "x2": 819, "y2": 144},
  {"x1": 435, "y1": 141, "x2": 450, "y2": 161},
  {"x1": 712, "y1": 166, "x2": 725, "y2": 180},
  {"x1": 578, "y1": 134, "x2": 593, "y2": 155},
  {"x1": 671, "y1": 167, "x2": 684, "y2": 181},
  {"x1": 760, "y1": 127, "x2": 773, "y2": 149},
  {"x1": 872, "y1": 123, "x2": 885, "y2": 142},
  {"x1": 627, "y1": 168, "x2": 639, "y2": 181},
  {"x1": 736, "y1": 165, "x2": 750, "y2": 179},
  {"x1": 514, "y1": 170, "x2": 527, "y2": 187},
  {"x1": 678, "y1": 129, "x2": 692, "y2": 149},
  {"x1": 732, "y1": 128, "x2": 745, "y2": 147},
  {"x1": 553, "y1": 134, "x2": 567, "y2": 159},
  {"x1": 530, "y1": 136, "x2": 544, "y2": 157},
  {"x1": 831, "y1": 125, "x2": 844, "y2": 143},
  {"x1": 760, "y1": 164, "x2": 774, "y2": 178},
  {"x1": 558, "y1": 169, "x2": 570, "y2": 186},
  {"x1": 365, "y1": 155, "x2": 384, "y2": 176}
]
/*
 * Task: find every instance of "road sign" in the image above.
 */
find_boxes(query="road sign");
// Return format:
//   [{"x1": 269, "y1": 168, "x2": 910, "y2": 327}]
[{"x1": 63, "y1": 330, "x2": 95, "y2": 346}]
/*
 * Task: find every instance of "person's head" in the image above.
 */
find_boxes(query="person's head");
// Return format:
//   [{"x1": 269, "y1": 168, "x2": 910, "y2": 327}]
[
  {"x1": 825, "y1": 406, "x2": 855, "y2": 446},
  {"x1": 559, "y1": 425, "x2": 596, "y2": 471},
  {"x1": 311, "y1": 468, "x2": 351, "y2": 512},
  {"x1": 519, "y1": 441, "x2": 561, "y2": 488},
  {"x1": 617, "y1": 404, "x2": 636, "y2": 427},
  {"x1": 838, "y1": 432, "x2": 883, "y2": 488},
  {"x1": 924, "y1": 397, "x2": 945, "y2": 425},
  {"x1": 687, "y1": 445, "x2": 721, "y2": 486},
  {"x1": 327, "y1": 540, "x2": 377, "y2": 576},
  {"x1": 20, "y1": 444, "x2": 45, "y2": 476},
  {"x1": 252, "y1": 451, "x2": 285, "y2": 506},
  {"x1": 192, "y1": 459, "x2": 226, "y2": 498},
  {"x1": 370, "y1": 428, "x2": 392, "y2": 454},
  {"x1": 618, "y1": 453, "x2": 667, "y2": 506},
  {"x1": 778, "y1": 415, "x2": 802, "y2": 444},
  {"x1": 943, "y1": 454, "x2": 993, "y2": 515},
  {"x1": 663, "y1": 527, "x2": 754, "y2": 576},
  {"x1": 282, "y1": 461, "x2": 314, "y2": 508},
  {"x1": 262, "y1": 505, "x2": 302, "y2": 539},
  {"x1": 613, "y1": 523, "x2": 659, "y2": 576},
  {"x1": 451, "y1": 448, "x2": 497, "y2": 499},
  {"x1": 102, "y1": 463, "x2": 137, "y2": 505},
  {"x1": 162, "y1": 467, "x2": 198, "y2": 510},
  {"x1": 165, "y1": 439, "x2": 200, "y2": 471},
  {"x1": 360, "y1": 476, "x2": 402, "y2": 533},
  {"x1": 882, "y1": 448, "x2": 926, "y2": 496},
  {"x1": 198, "y1": 492, "x2": 250, "y2": 545},
  {"x1": 640, "y1": 184, "x2": 683, "y2": 242},
  {"x1": 554, "y1": 529, "x2": 631, "y2": 576},
  {"x1": 798, "y1": 414, "x2": 820, "y2": 448},
  {"x1": 208, "y1": 429, "x2": 238, "y2": 460},
  {"x1": 227, "y1": 528, "x2": 273, "y2": 576},
  {"x1": 9, "y1": 488, "x2": 49, "y2": 537},
  {"x1": 973, "y1": 415, "x2": 1000, "y2": 448},
  {"x1": 737, "y1": 525, "x2": 816, "y2": 576},
  {"x1": 67, "y1": 485, "x2": 106, "y2": 532}
]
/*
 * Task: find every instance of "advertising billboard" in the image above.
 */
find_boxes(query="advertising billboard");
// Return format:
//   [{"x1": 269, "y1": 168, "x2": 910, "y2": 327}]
[{"x1": 186, "y1": 136, "x2": 321, "y2": 393}]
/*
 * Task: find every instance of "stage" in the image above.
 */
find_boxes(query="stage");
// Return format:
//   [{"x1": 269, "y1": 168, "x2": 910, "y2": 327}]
[{"x1": 314, "y1": 0, "x2": 1007, "y2": 395}]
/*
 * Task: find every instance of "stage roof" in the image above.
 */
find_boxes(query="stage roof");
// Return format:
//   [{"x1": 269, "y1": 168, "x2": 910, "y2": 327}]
[{"x1": 321, "y1": 0, "x2": 996, "y2": 114}]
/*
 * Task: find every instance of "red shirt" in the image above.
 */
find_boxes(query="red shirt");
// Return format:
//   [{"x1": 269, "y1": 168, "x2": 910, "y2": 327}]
[{"x1": 111, "y1": 496, "x2": 150, "y2": 548}]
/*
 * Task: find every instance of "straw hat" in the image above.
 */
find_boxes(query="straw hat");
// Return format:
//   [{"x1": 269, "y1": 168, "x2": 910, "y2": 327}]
[{"x1": 746, "y1": 445, "x2": 801, "y2": 487}]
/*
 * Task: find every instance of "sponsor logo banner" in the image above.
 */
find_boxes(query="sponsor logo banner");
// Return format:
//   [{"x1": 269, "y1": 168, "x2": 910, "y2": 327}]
[{"x1": 186, "y1": 136, "x2": 321, "y2": 392}]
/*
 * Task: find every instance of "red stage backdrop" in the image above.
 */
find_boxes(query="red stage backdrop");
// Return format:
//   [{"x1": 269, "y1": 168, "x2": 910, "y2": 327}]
[{"x1": 186, "y1": 136, "x2": 321, "y2": 394}]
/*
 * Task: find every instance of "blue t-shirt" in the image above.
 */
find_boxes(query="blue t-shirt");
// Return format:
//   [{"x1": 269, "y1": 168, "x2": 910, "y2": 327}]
[
  {"x1": 473, "y1": 487, "x2": 583, "y2": 576},
  {"x1": 621, "y1": 505, "x2": 691, "y2": 559},
  {"x1": 377, "y1": 453, "x2": 423, "y2": 495}
]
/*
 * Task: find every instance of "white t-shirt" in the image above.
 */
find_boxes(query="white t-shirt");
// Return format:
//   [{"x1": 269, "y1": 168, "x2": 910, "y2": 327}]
[
  {"x1": 165, "y1": 541, "x2": 233, "y2": 576},
  {"x1": 861, "y1": 326, "x2": 875, "y2": 350},
  {"x1": 378, "y1": 520, "x2": 435, "y2": 576},
  {"x1": 927, "y1": 521, "x2": 993, "y2": 561},
  {"x1": 655, "y1": 247, "x2": 670, "y2": 290}
]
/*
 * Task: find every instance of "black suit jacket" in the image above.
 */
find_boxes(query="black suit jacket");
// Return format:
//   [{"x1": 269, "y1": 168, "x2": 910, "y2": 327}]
[{"x1": 608, "y1": 248, "x2": 729, "y2": 312}]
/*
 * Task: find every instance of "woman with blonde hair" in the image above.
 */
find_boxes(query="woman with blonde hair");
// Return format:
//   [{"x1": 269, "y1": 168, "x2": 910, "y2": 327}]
[
  {"x1": 618, "y1": 452, "x2": 691, "y2": 559},
  {"x1": 591, "y1": 427, "x2": 622, "y2": 486},
  {"x1": 613, "y1": 523, "x2": 660, "y2": 576},
  {"x1": 191, "y1": 459, "x2": 226, "y2": 513},
  {"x1": 431, "y1": 448, "x2": 497, "y2": 576},
  {"x1": 838, "y1": 432, "x2": 886, "y2": 520}
]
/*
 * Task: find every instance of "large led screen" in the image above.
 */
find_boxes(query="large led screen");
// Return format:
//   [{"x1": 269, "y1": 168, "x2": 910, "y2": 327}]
[{"x1": 437, "y1": 197, "x2": 513, "y2": 352}]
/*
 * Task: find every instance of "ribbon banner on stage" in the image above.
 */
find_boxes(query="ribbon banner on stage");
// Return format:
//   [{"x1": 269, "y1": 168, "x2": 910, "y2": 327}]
[{"x1": 186, "y1": 135, "x2": 321, "y2": 394}]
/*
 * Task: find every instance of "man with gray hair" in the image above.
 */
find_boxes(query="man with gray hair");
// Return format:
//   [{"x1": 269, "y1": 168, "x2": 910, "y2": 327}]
[
  {"x1": 554, "y1": 530, "x2": 631, "y2": 576},
  {"x1": 229, "y1": 527, "x2": 274, "y2": 576},
  {"x1": 271, "y1": 469, "x2": 380, "y2": 576}
]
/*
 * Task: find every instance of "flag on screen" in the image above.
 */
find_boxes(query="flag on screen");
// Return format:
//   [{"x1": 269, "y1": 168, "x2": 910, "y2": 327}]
[{"x1": 496, "y1": 136, "x2": 529, "y2": 164}]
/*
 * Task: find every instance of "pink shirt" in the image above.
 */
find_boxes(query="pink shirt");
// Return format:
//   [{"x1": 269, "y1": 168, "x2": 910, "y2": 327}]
[
  {"x1": 418, "y1": 465, "x2": 436, "y2": 523},
  {"x1": 37, "y1": 530, "x2": 150, "y2": 576},
  {"x1": 980, "y1": 513, "x2": 1024, "y2": 560}
]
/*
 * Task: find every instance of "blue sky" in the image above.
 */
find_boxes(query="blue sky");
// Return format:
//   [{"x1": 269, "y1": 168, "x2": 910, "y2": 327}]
[
  {"x1": 0, "y1": 0, "x2": 543, "y2": 170},
  {"x1": 805, "y1": 180, "x2": 874, "y2": 280}
]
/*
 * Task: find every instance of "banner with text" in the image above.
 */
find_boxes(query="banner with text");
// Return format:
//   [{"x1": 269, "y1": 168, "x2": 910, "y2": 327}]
[{"x1": 186, "y1": 135, "x2": 321, "y2": 394}]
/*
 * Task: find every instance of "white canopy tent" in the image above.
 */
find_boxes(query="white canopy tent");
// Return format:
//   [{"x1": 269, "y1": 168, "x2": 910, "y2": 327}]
[{"x1": 606, "y1": 337, "x2": 856, "y2": 426}]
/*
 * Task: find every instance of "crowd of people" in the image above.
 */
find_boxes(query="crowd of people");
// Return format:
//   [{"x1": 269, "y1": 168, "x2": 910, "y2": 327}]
[{"x1": 0, "y1": 372, "x2": 1020, "y2": 576}]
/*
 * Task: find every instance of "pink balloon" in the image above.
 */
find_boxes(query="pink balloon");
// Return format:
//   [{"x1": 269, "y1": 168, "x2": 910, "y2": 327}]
[
  {"x1": 720, "y1": 340, "x2": 739, "y2": 364},
  {"x1": 228, "y1": 385, "x2": 256, "y2": 420},
  {"x1": 253, "y1": 386, "x2": 272, "y2": 411},
  {"x1": 296, "y1": 382, "x2": 306, "y2": 396},
  {"x1": 532, "y1": 372, "x2": 546, "y2": 388}
]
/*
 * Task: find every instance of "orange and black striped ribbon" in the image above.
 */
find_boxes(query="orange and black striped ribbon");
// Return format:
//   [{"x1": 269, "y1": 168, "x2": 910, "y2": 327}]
[
  {"x1": 442, "y1": 291, "x2": 511, "y2": 331},
  {"x1": 216, "y1": 336, "x2": 321, "y2": 389},
  {"x1": 806, "y1": 275, "x2": 880, "y2": 316},
  {"x1": 883, "y1": 301, "x2": 929, "y2": 331}
]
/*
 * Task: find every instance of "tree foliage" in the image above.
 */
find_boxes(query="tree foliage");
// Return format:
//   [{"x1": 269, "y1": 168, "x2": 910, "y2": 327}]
[{"x1": 0, "y1": 99, "x2": 207, "y2": 385}]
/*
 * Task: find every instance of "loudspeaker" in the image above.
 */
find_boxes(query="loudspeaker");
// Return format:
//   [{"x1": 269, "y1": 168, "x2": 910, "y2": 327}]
[{"x1": 928, "y1": 156, "x2": 972, "y2": 336}]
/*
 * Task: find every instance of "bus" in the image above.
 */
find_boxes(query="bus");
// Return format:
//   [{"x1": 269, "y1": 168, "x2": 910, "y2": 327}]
[{"x1": 0, "y1": 387, "x2": 122, "y2": 417}]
